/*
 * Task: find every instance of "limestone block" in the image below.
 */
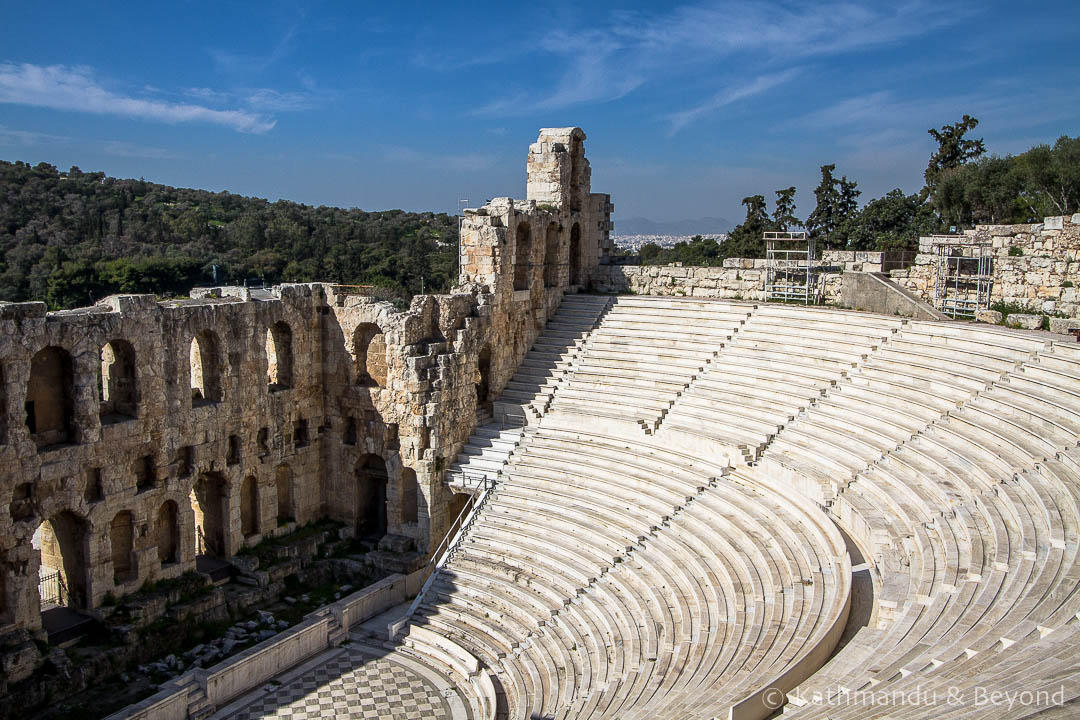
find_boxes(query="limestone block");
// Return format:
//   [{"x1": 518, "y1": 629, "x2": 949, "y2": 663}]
[
  {"x1": 1006, "y1": 313, "x2": 1044, "y2": 330},
  {"x1": 1045, "y1": 216, "x2": 1064, "y2": 230},
  {"x1": 1049, "y1": 317, "x2": 1080, "y2": 335},
  {"x1": 975, "y1": 310, "x2": 1002, "y2": 324},
  {"x1": 1072, "y1": 213, "x2": 1080, "y2": 225}
]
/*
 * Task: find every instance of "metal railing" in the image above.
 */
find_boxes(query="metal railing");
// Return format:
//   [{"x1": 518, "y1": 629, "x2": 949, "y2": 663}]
[
  {"x1": 39, "y1": 569, "x2": 66, "y2": 608},
  {"x1": 446, "y1": 469, "x2": 496, "y2": 491},
  {"x1": 389, "y1": 475, "x2": 496, "y2": 639}
]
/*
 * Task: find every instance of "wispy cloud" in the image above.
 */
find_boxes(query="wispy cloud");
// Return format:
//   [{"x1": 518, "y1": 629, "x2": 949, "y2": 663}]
[
  {"x1": 470, "y1": 0, "x2": 968, "y2": 122},
  {"x1": 0, "y1": 124, "x2": 71, "y2": 146},
  {"x1": 0, "y1": 63, "x2": 275, "y2": 133},
  {"x1": 101, "y1": 140, "x2": 178, "y2": 160},
  {"x1": 380, "y1": 145, "x2": 497, "y2": 173},
  {"x1": 667, "y1": 68, "x2": 802, "y2": 135},
  {"x1": 209, "y1": 25, "x2": 299, "y2": 74},
  {"x1": 245, "y1": 88, "x2": 319, "y2": 112}
]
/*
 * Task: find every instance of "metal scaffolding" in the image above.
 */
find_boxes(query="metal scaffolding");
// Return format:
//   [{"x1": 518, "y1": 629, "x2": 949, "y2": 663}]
[
  {"x1": 765, "y1": 231, "x2": 818, "y2": 304},
  {"x1": 932, "y1": 237, "x2": 993, "y2": 318}
]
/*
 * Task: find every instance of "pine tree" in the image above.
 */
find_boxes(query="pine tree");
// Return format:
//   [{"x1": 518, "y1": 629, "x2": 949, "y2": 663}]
[{"x1": 772, "y1": 186, "x2": 798, "y2": 230}]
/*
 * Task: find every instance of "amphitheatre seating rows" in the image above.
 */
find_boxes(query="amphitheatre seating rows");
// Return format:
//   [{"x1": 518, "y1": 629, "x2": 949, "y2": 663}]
[
  {"x1": 408, "y1": 425, "x2": 850, "y2": 719},
  {"x1": 768, "y1": 339, "x2": 1080, "y2": 716},
  {"x1": 549, "y1": 297, "x2": 753, "y2": 427},
  {"x1": 763, "y1": 322, "x2": 1048, "y2": 483},
  {"x1": 659, "y1": 304, "x2": 903, "y2": 457},
  {"x1": 495, "y1": 295, "x2": 611, "y2": 419},
  {"x1": 396, "y1": 298, "x2": 1080, "y2": 719}
]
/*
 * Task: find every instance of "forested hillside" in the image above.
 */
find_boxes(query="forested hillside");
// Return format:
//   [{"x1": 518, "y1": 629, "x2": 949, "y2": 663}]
[{"x1": 0, "y1": 160, "x2": 459, "y2": 309}]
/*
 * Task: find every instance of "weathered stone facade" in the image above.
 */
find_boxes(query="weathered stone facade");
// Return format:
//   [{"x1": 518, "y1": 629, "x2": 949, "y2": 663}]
[
  {"x1": 594, "y1": 250, "x2": 903, "y2": 302},
  {"x1": 890, "y1": 214, "x2": 1080, "y2": 318},
  {"x1": 0, "y1": 128, "x2": 611, "y2": 661}
]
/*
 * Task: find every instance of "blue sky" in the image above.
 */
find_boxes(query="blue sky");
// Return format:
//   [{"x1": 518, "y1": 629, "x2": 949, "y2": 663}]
[{"x1": 1, "y1": 1, "x2": 1077, "y2": 224}]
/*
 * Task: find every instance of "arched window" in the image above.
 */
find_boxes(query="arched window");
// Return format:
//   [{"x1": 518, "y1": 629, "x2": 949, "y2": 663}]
[
  {"x1": 100, "y1": 339, "x2": 136, "y2": 422},
  {"x1": 190, "y1": 330, "x2": 223, "y2": 405},
  {"x1": 26, "y1": 346, "x2": 75, "y2": 448},
  {"x1": 353, "y1": 323, "x2": 387, "y2": 387},
  {"x1": 156, "y1": 501, "x2": 179, "y2": 565},
  {"x1": 276, "y1": 464, "x2": 294, "y2": 524},
  {"x1": 543, "y1": 223, "x2": 560, "y2": 288},
  {"x1": 0, "y1": 363, "x2": 7, "y2": 444},
  {"x1": 569, "y1": 135, "x2": 584, "y2": 212},
  {"x1": 569, "y1": 222, "x2": 582, "y2": 286},
  {"x1": 191, "y1": 473, "x2": 228, "y2": 557},
  {"x1": 475, "y1": 344, "x2": 492, "y2": 409},
  {"x1": 241, "y1": 476, "x2": 259, "y2": 537},
  {"x1": 514, "y1": 222, "x2": 532, "y2": 291},
  {"x1": 266, "y1": 321, "x2": 293, "y2": 390},
  {"x1": 356, "y1": 454, "x2": 388, "y2": 539},
  {"x1": 110, "y1": 511, "x2": 135, "y2": 584},
  {"x1": 35, "y1": 511, "x2": 88, "y2": 609},
  {"x1": 400, "y1": 467, "x2": 419, "y2": 525}
]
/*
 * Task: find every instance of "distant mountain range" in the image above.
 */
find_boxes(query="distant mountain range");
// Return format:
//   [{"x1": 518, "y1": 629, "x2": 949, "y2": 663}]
[{"x1": 613, "y1": 216, "x2": 732, "y2": 236}]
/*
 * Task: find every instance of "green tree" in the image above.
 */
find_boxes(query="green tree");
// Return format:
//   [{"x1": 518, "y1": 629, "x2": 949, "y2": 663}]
[
  {"x1": 805, "y1": 164, "x2": 838, "y2": 240},
  {"x1": 845, "y1": 189, "x2": 939, "y2": 251},
  {"x1": 924, "y1": 114, "x2": 986, "y2": 193},
  {"x1": 772, "y1": 187, "x2": 798, "y2": 230},
  {"x1": 724, "y1": 194, "x2": 770, "y2": 258},
  {"x1": 1017, "y1": 135, "x2": 1080, "y2": 215}
]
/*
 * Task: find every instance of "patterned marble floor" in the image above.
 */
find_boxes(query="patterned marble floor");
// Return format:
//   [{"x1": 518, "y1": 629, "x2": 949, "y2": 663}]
[{"x1": 226, "y1": 648, "x2": 454, "y2": 720}]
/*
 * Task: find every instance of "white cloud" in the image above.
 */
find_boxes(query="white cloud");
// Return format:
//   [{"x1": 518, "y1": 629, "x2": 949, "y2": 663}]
[
  {"x1": 666, "y1": 68, "x2": 802, "y2": 135},
  {"x1": 0, "y1": 124, "x2": 71, "y2": 146},
  {"x1": 470, "y1": 1, "x2": 968, "y2": 120},
  {"x1": 0, "y1": 63, "x2": 276, "y2": 133},
  {"x1": 101, "y1": 140, "x2": 178, "y2": 160},
  {"x1": 245, "y1": 88, "x2": 317, "y2": 112},
  {"x1": 380, "y1": 145, "x2": 497, "y2": 173}
]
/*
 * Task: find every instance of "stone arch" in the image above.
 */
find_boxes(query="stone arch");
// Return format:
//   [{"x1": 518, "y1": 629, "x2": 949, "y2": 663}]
[
  {"x1": 400, "y1": 467, "x2": 419, "y2": 525},
  {"x1": 241, "y1": 475, "x2": 259, "y2": 538},
  {"x1": 26, "y1": 346, "x2": 75, "y2": 448},
  {"x1": 276, "y1": 464, "x2": 294, "y2": 524},
  {"x1": 570, "y1": 135, "x2": 584, "y2": 212},
  {"x1": 543, "y1": 222, "x2": 560, "y2": 288},
  {"x1": 353, "y1": 323, "x2": 387, "y2": 388},
  {"x1": 191, "y1": 473, "x2": 228, "y2": 557},
  {"x1": 514, "y1": 221, "x2": 533, "y2": 291},
  {"x1": 190, "y1": 330, "x2": 223, "y2": 405},
  {"x1": 156, "y1": 500, "x2": 179, "y2": 565},
  {"x1": 35, "y1": 511, "x2": 88, "y2": 609},
  {"x1": 110, "y1": 511, "x2": 135, "y2": 584},
  {"x1": 266, "y1": 321, "x2": 293, "y2": 391},
  {"x1": 475, "y1": 344, "x2": 492, "y2": 410},
  {"x1": 9, "y1": 482, "x2": 34, "y2": 523},
  {"x1": 0, "y1": 363, "x2": 7, "y2": 444},
  {"x1": 569, "y1": 222, "x2": 582, "y2": 286},
  {"x1": 0, "y1": 566, "x2": 7, "y2": 626},
  {"x1": 356, "y1": 454, "x2": 388, "y2": 539},
  {"x1": 100, "y1": 339, "x2": 136, "y2": 422}
]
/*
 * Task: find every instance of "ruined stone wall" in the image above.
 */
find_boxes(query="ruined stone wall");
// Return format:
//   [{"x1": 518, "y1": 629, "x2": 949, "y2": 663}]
[
  {"x1": 890, "y1": 214, "x2": 1080, "y2": 318},
  {"x1": 0, "y1": 285, "x2": 326, "y2": 635},
  {"x1": 594, "y1": 251, "x2": 894, "y2": 302},
  {"x1": 0, "y1": 126, "x2": 609, "y2": 643}
]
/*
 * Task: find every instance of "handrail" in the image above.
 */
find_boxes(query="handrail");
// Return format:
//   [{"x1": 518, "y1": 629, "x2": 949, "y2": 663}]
[{"x1": 389, "y1": 475, "x2": 495, "y2": 639}]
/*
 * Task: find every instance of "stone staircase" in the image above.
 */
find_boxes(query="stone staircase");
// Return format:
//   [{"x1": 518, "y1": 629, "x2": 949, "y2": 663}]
[
  {"x1": 493, "y1": 294, "x2": 611, "y2": 425},
  {"x1": 446, "y1": 423, "x2": 529, "y2": 494}
]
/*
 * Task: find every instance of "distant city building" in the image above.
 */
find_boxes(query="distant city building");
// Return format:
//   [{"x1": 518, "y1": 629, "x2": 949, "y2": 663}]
[{"x1": 611, "y1": 233, "x2": 729, "y2": 252}]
